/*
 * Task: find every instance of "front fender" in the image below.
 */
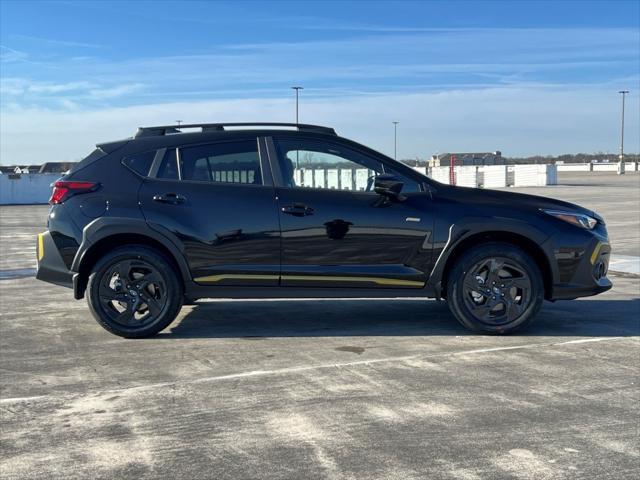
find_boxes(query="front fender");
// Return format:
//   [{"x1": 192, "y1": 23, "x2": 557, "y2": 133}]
[{"x1": 426, "y1": 216, "x2": 556, "y2": 296}]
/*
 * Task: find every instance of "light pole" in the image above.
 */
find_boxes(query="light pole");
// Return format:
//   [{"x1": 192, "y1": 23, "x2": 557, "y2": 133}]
[
  {"x1": 176, "y1": 120, "x2": 182, "y2": 126},
  {"x1": 618, "y1": 90, "x2": 629, "y2": 175},
  {"x1": 392, "y1": 121, "x2": 399, "y2": 160},
  {"x1": 291, "y1": 86, "x2": 303, "y2": 124}
]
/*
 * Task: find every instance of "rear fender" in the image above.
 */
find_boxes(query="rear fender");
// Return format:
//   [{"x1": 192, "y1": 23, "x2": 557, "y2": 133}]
[{"x1": 71, "y1": 217, "x2": 191, "y2": 298}]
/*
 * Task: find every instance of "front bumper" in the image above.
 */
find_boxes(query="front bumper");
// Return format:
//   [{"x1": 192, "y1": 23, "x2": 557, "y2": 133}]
[
  {"x1": 551, "y1": 239, "x2": 612, "y2": 300},
  {"x1": 36, "y1": 231, "x2": 74, "y2": 289}
]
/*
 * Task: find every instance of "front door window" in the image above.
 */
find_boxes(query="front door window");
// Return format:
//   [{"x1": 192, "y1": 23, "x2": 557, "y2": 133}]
[{"x1": 275, "y1": 139, "x2": 421, "y2": 192}]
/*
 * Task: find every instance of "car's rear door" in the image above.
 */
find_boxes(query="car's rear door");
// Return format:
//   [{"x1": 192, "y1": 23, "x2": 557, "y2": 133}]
[
  {"x1": 139, "y1": 136, "x2": 281, "y2": 286},
  {"x1": 269, "y1": 135, "x2": 433, "y2": 289}
]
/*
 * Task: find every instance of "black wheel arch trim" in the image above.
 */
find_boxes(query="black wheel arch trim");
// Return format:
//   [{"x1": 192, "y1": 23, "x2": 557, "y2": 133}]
[
  {"x1": 71, "y1": 217, "x2": 192, "y2": 299},
  {"x1": 426, "y1": 217, "x2": 557, "y2": 299}
]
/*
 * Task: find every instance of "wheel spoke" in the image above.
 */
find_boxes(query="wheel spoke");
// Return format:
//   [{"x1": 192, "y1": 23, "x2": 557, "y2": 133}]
[
  {"x1": 114, "y1": 304, "x2": 136, "y2": 325},
  {"x1": 131, "y1": 270, "x2": 163, "y2": 288},
  {"x1": 506, "y1": 301, "x2": 524, "y2": 321},
  {"x1": 113, "y1": 260, "x2": 133, "y2": 283},
  {"x1": 100, "y1": 291, "x2": 129, "y2": 303},
  {"x1": 475, "y1": 259, "x2": 492, "y2": 275},
  {"x1": 502, "y1": 276, "x2": 530, "y2": 290},
  {"x1": 99, "y1": 283, "x2": 128, "y2": 303},
  {"x1": 464, "y1": 275, "x2": 482, "y2": 292},
  {"x1": 142, "y1": 294, "x2": 163, "y2": 317},
  {"x1": 470, "y1": 303, "x2": 493, "y2": 320},
  {"x1": 486, "y1": 259, "x2": 504, "y2": 284}
]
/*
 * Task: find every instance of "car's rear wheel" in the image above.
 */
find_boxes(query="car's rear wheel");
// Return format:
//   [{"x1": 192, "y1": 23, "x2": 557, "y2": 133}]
[
  {"x1": 87, "y1": 246, "x2": 183, "y2": 338},
  {"x1": 446, "y1": 242, "x2": 543, "y2": 334}
]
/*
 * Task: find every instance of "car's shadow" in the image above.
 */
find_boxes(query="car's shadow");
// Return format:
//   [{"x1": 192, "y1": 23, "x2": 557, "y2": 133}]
[{"x1": 160, "y1": 297, "x2": 640, "y2": 339}]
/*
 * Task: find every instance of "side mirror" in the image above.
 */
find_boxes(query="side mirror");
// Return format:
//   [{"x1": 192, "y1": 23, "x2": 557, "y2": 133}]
[{"x1": 374, "y1": 174, "x2": 405, "y2": 201}]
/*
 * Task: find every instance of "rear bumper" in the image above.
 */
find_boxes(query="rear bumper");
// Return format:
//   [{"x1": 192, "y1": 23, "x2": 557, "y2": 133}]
[{"x1": 35, "y1": 231, "x2": 74, "y2": 289}]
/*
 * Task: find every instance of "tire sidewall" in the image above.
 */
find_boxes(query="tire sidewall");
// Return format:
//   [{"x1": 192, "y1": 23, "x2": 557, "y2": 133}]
[
  {"x1": 87, "y1": 246, "x2": 183, "y2": 338},
  {"x1": 447, "y1": 242, "x2": 544, "y2": 334}
]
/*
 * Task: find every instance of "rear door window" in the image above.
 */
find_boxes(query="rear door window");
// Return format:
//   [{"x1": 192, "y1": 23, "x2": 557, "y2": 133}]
[{"x1": 179, "y1": 140, "x2": 262, "y2": 185}]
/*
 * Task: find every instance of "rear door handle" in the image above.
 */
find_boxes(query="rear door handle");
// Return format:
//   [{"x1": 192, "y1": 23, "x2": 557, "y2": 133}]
[
  {"x1": 153, "y1": 193, "x2": 186, "y2": 205},
  {"x1": 281, "y1": 204, "x2": 314, "y2": 217}
]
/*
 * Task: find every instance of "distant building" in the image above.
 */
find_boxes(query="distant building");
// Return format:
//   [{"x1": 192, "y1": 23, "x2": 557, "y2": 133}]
[
  {"x1": 38, "y1": 162, "x2": 76, "y2": 174},
  {"x1": 430, "y1": 151, "x2": 503, "y2": 167},
  {"x1": 0, "y1": 163, "x2": 75, "y2": 175},
  {"x1": 13, "y1": 165, "x2": 41, "y2": 174}
]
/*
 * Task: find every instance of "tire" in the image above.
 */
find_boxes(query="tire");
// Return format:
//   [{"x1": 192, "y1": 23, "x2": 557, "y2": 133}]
[
  {"x1": 87, "y1": 245, "x2": 183, "y2": 338},
  {"x1": 446, "y1": 242, "x2": 544, "y2": 334}
]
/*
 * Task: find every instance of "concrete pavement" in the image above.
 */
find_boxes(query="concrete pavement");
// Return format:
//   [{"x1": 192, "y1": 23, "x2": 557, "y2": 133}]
[{"x1": 1, "y1": 172, "x2": 638, "y2": 479}]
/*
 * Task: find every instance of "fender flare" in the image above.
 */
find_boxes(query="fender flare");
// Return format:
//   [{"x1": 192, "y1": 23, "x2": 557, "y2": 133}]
[
  {"x1": 426, "y1": 216, "x2": 557, "y2": 296},
  {"x1": 71, "y1": 217, "x2": 191, "y2": 298}
]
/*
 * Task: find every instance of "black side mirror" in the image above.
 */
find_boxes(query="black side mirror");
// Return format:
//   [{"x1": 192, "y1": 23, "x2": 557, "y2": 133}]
[{"x1": 374, "y1": 174, "x2": 405, "y2": 201}]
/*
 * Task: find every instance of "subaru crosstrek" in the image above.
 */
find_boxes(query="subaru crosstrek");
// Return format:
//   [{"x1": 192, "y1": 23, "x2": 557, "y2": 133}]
[{"x1": 36, "y1": 122, "x2": 612, "y2": 338}]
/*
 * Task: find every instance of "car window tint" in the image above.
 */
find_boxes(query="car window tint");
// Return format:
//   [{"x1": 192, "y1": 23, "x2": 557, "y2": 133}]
[
  {"x1": 275, "y1": 139, "x2": 383, "y2": 191},
  {"x1": 157, "y1": 149, "x2": 179, "y2": 180},
  {"x1": 122, "y1": 150, "x2": 155, "y2": 177},
  {"x1": 179, "y1": 140, "x2": 262, "y2": 185}
]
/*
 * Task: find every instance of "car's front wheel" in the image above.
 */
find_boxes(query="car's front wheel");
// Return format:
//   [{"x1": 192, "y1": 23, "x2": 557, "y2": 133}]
[
  {"x1": 446, "y1": 242, "x2": 544, "y2": 334},
  {"x1": 87, "y1": 246, "x2": 183, "y2": 338}
]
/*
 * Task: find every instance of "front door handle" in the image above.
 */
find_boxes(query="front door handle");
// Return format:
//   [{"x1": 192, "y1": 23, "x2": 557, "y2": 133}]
[
  {"x1": 281, "y1": 204, "x2": 314, "y2": 217},
  {"x1": 153, "y1": 193, "x2": 186, "y2": 205}
]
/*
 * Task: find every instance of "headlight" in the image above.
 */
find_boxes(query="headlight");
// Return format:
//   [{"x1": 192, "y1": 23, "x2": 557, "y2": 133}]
[{"x1": 542, "y1": 209, "x2": 598, "y2": 230}]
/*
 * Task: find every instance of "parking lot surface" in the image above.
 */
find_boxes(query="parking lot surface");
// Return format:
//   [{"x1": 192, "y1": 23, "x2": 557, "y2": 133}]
[{"x1": 1, "y1": 172, "x2": 639, "y2": 479}]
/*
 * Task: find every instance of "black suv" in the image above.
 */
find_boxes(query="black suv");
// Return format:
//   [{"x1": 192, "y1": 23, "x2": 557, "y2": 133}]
[{"x1": 36, "y1": 123, "x2": 611, "y2": 338}]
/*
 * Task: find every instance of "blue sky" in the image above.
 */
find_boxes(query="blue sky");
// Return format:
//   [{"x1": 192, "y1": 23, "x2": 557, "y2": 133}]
[{"x1": 1, "y1": 0, "x2": 639, "y2": 163}]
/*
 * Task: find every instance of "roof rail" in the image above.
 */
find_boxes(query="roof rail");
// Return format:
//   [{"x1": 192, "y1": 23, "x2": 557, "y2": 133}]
[{"x1": 134, "y1": 122, "x2": 336, "y2": 138}]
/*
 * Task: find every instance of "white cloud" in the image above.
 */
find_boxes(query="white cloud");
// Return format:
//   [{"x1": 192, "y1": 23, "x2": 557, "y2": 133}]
[
  {"x1": 0, "y1": 78, "x2": 146, "y2": 103},
  {"x1": 87, "y1": 83, "x2": 146, "y2": 100},
  {"x1": 27, "y1": 81, "x2": 97, "y2": 94},
  {"x1": 9, "y1": 34, "x2": 103, "y2": 49},
  {"x1": 0, "y1": 45, "x2": 28, "y2": 63},
  {"x1": 1, "y1": 86, "x2": 638, "y2": 164}
]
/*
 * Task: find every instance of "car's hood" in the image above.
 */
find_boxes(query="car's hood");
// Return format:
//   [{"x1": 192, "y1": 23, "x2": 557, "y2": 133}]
[{"x1": 433, "y1": 184, "x2": 602, "y2": 222}]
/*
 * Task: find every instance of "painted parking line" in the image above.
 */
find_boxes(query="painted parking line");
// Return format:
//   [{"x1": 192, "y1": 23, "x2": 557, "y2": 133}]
[
  {"x1": 0, "y1": 268, "x2": 36, "y2": 280},
  {"x1": 609, "y1": 255, "x2": 640, "y2": 276},
  {"x1": 0, "y1": 336, "x2": 630, "y2": 406}
]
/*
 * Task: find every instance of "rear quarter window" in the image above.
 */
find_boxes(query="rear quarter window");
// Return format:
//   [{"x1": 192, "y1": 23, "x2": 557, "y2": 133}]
[{"x1": 122, "y1": 151, "x2": 156, "y2": 177}]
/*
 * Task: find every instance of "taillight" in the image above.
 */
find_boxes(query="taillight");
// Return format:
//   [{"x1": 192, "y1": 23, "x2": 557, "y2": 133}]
[{"x1": 49, "y1": 181, "x2": 98, "y2": 204}]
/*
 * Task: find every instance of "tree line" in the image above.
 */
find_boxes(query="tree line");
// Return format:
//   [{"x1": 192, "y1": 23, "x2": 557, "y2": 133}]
[{"x1": 504, "y1": 153, "x2": 640, "y2": 164}]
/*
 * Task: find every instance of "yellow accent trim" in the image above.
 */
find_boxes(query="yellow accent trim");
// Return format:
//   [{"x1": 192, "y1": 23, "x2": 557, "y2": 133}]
[
  {"x1": 37, "y1": 233, "x2": 44, "y2": 262},
  {"x1": 282, "y1": 275, "x2": 425, "y2": 287},
  {"x1": 590, "y1": 242, "x2": 608, "y2": 265},
  {"x1": 194, "y1": 273, "x2": 425, "y2": 287},
  {"x1": 195, "y1": 274, "x2": 279, "y2": 283}
]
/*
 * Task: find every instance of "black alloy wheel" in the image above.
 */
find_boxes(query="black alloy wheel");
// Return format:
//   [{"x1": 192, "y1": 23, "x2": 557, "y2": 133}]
[
  {"x1": 97, "y1": 258, "x2": 168, "y2": 327},
  {"x1": 87, "y1": 246, "x2": 183, "y2": 338},
  {"x1": 446, "y1": 242, "x2": 544, "y2": 334},
  {"x1": 462, "y1": 257, "x2": 532, "y2": 325}
]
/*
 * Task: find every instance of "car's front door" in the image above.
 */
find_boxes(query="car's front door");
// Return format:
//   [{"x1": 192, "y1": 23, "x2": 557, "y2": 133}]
[
  {"x1": 270, "y1": 136, "x2": 433, "y2": 289},
  {"x1": 139, "y1": 137, "x2": 281, "y2": 286}
]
